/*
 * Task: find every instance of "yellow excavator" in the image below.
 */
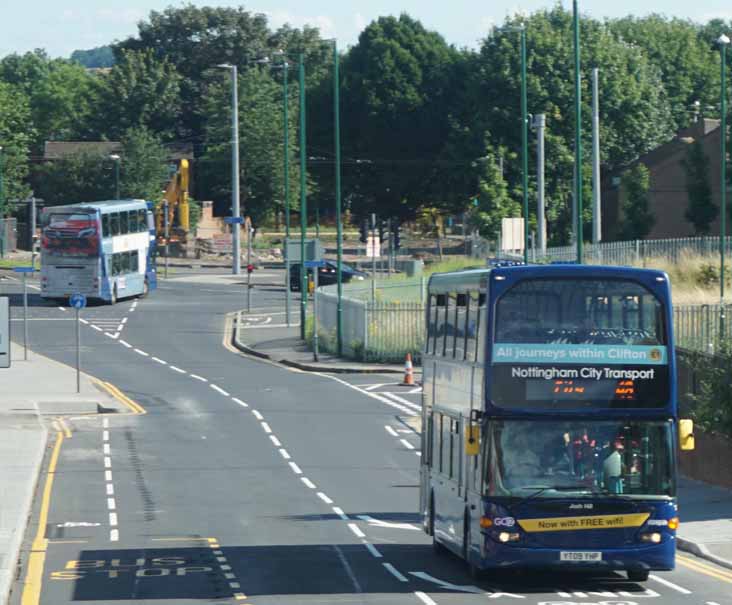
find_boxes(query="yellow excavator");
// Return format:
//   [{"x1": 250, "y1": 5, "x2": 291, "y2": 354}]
[{"x1": 156, "y1": 159, "x2": 191, "y2": 254}]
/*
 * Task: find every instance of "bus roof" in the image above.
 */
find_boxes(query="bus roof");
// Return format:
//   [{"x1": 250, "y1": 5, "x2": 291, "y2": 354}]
[
  {"x1": 43, "y1": 200, "x2": 149, "y2": 213},
  {"x1": 428, "y1": 268, "x2": 490, "y2": 294}
]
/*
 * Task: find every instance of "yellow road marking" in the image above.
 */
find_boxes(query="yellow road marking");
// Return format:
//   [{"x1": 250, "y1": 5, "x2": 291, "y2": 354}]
[
  {"x1": 21, "y1": 431, "x2": 65, "y2": 605},
  {"x1": 48, "y1": 540, "x2": 88, "y2": 544},
  {"x1": 151, "y1": 537, "x2": 210, "y2": 542},
  {"x1": 96, "y1": 381, "x2": 146, "y2": 414},
  {"x1": 677, "y1": 554, "x2": 732, "y2": 584},
  {"x1": 58, "y1": 419, "x2": 72, "y2": 439}
]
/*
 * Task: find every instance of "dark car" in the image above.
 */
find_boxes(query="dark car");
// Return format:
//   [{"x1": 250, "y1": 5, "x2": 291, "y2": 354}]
[{"x1": 289, "y1": 261, "x2": 368, "y2": 291}]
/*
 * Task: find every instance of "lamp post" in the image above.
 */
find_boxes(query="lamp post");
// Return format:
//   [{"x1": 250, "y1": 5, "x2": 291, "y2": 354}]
[
  {"x1": 520, "y1": 27, "x2": 529, "y2": 264},
  {"x1": 719, "y1": 34, "x2": 730, "y2": 306},
  {"x1": 109, "y1": 154, "x2": 120, "y2": 200},
  {"x1": 298, "y1": 53, "x2": 307, "y2": 338},
  {"x1": 333, "y1": 40, "x2": 343, "y2": 356},
  {"x1": 0, "y1": 146, "x2": 4, "y2": 258},
  {"x1": 573, "y1": 0, "x2": 583, "y2": 263},
  {"x1": 217, "y1": 63, "x2": 241, "y2": 275}
]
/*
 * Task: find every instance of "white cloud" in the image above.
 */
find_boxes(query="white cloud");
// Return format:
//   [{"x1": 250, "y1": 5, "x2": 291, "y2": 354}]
[
  {"x1": 263, "y1": 10, "x2": 336, "y2": 38},
  {"x1": 354, "y1": 12, "x2": 368, "y2": 33},
  {"x1": 95, "y1": 8, "x2": 146, "y2": 25}
]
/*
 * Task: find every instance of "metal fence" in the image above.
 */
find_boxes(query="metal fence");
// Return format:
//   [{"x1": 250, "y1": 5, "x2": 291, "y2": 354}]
[
  {"x1": 0, "y1": 218, "x2": 17, "y2": 256},
  {"x1": 674, "y1": 304, "x2": 732, "y2": 354}
]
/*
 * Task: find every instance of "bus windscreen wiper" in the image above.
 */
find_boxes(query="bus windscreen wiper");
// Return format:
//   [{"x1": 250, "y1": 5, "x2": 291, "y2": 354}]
[{"x1": 519, "y1": 484, "x2": 594, "y2": 501}]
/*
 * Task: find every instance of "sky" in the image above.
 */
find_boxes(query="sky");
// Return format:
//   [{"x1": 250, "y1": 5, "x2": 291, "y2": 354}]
[{"x1": 4, "y1": 0, "x2": 732, "y2": 59}]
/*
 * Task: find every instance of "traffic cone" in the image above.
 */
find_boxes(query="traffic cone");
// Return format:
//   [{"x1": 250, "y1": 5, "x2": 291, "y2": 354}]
[{"x1": 403, "y1": 353, "x2": 415, "y2": 386}]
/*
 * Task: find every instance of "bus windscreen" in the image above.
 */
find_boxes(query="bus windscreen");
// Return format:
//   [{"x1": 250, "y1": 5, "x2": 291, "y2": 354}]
[{"x1": 491, "y1": 278, "x2": 669, "y2": 409}]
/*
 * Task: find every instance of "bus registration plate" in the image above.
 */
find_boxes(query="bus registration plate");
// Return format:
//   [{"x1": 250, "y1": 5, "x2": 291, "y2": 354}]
[{"x1": 560, "y1": 551, "x2": 602, "y2": 562}]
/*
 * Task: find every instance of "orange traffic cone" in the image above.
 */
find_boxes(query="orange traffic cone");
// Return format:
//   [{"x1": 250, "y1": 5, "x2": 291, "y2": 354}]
[{"x1": 403, "y1": 353, "x2": 415, "y2": 386}]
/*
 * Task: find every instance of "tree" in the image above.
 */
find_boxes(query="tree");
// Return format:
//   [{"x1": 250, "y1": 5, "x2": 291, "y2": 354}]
[
  {"x1": 467, "y1": 149, "x2": 521, "y2": 240},
  {"x1": 70, "y1": 46, "x2": 115, "y2": 68},
  {"x1": 682, "y1": 140, "x2": 717, "y2": 234},
  {"x1": 619, "y1": 164, "x2": 654, "y2": 239},
  {"x1": 95, "y1": 50, "x2": 182, "y2": 140},
  {"x1": 118, "y1": 127, "x2": 169, "y2": 200},
  {"x1": 0, "y1": 82, "x2": 33, "y2": 209}
]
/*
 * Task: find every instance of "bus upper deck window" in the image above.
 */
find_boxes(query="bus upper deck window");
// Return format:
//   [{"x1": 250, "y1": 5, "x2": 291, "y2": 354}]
[
  {"x1": 102, "y1": 214, "x2": 110, "y2": 237},
  {"x1": 138, "y1": 210, "x2": 147, "y2": 232},
  {"x1": 129, "y1": 211, "x2": 139, "y2": 233},
  {"x1": 120, "y1": 212, "x2": 129, "y2": 235},
  {"x1": 110, "y1": 213, "x2": 120, "y2": 236}
]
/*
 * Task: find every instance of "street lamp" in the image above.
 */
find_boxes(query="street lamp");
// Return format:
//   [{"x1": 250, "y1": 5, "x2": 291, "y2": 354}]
[
  {"x1": 573, "y1": 0, "x2": 583, "y2": 263},
  {"x1": 109, "y1": 154, "x2": 120, "y2": 200},
  {"x1": 333, "y1": 39, "x2": 344, "y2": 356},
  {"x1": 0, "y1": 146, "x2": 4, "y2": 258},
  {"x1": 217, "y1": 63, "x2": 241, "y2": 275},
  {"x1": 718, "y1": 33, "x2": 730, "y2": 306}
]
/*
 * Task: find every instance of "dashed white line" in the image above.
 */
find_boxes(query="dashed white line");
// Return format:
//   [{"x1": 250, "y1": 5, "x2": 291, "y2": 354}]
[
  {"x1": 107, "y1": 498, "x2": 116, "y2": 510},
  {"x1": 102, "y1": 418, "x2": 109, "y2": 429},
  {"x1": 106, "y1": 483, "x2": 114, "y2": 495},
  {"x1": 104, "y1": 470, "x2": 112, "y2": 481},
  {"x1": 230, "y1": 582, "x2": 241, "y2": 589},
  {"x1": 252, "y1": 410, "x2": 263, "y2": 420},
  {"x1": 170, "y1": 365, "x2": 186, "y2": 374},
  {"x1": 650, "y1": 575, "x2": 692, "y2": 594},
  {"x1": 216, "y1": 556, "x2": 227, "y2": 563},
  {"x1": 269, "y1": 435, "x2": 282, "y2": 447},
  {"x1": 347, "y1": 523, "x2": 365, "y2": 538},
  {"x1": 383, "y1": 563, "x2": 408, "y2": 582},
  {"x1": 79, "y1": 317, "x2": 88, "y2": 324},
  {"x1": 317, "y1": 492, "x2": 333, "y2": 504},
  {"x1": 116, "y1": 324, "x2": 124, "y2": 332},
  {"x1": 220, "y1": 565, "x2": 232, "y2": 571},
  {"x1": 134, "y1": 348, "x2": 149, "y2": 357},
  {"x1": 213, "y1": 550, "x2": 223, "y2": 556},
  {"x1": 104, "y1": 456, "x2": 111, "y2": 468},
  {"x1": 301, "y1": 477, "x2": 316, "y2": 489},
  {"x1": 190, "y1": 374, "x2": 207, "y2": 382},
  {"x1": 288, "y1": 462, "x2": 302, "y2": 474},
  {"x1": 121, "y1": 317, "x2": 128, "y2": 324},
  {"x1": 110, "y1": 529, "x2": 119, "y2": 542},
  {"x1": 362, "y1": 541, "x2": 383, "y2": 558},
  {"x1": 415, "y1": 591, "x2": 438, "y2": 605},
  {"x1": 232, "y1": 397, "x2": 248, "y2": 407},
  {"x1": 279, "y1": 448, "x2": 291, "y2": 460},
  {"x1": 103, "y1": 430, "x2": 109, "y2": 441},
  {"x1": 92, "y1": 325, "x2": 103, "y2": 332},
  {"x1": 152, "y1": 357, "x2": 167, "y2": 365},
  {"x1": 57, "y1": 306, "x2": 65, "y2": 311},
  {"x1": 120, "y1": 340, "x2": 132, "y2": 348},
  {"x1": 333, "y1": 506, "x2": 349, "y2": 521},
  {"x1": 385, "y1": 425, "x2": 399, "y2": 437},
  {"x1": 210, "y1": 384, "x2": 229, "y2": 396},
  {"x1": 109, "y1": 512, "x2": 118, "y2": 526},
  {"x1": 261, "y1": 422, "x2": 272, "y2": 433},
  {"x1": 224, "y1": 572, "x2": 235, "y2": 579},
  {"x1": 400, "y1": 438, "x2": 416, "y2": 450},
  {"x1": 103, "y1": 443, "x2": 111, "y2": 455}
]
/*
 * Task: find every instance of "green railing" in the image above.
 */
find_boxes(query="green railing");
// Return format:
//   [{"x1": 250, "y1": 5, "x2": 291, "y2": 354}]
[{"x1": 674, "y1": 304, "x2": 732, "y2": 354}]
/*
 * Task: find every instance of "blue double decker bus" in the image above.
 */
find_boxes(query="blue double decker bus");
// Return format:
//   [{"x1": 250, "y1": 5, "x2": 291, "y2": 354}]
[
  {"x1": 420, "y1": 264, "x2": 694, "y2": 581},
  {"x1": 41, "y1": 200, "x2": 157, "y2": 304}
]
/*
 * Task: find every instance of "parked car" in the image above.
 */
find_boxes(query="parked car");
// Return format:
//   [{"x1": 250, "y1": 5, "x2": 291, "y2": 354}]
[{"x1": 289, "y1": 261, "x2": 368, "y2": 291}]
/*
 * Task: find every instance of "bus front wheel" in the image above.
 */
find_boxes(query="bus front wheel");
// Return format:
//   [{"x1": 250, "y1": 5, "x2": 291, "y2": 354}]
[{"x1": 464, "y1": 513, "x2": 483, "y2": 579}]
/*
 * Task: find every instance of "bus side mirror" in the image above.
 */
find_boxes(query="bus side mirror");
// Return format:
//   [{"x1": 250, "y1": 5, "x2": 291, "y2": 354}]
[
  {"x1": 679, "y1": 419, "x2": 695, "y2": 451},
  {"x1": 465, "y1": 425, "x2": 480, "y2": 456}
]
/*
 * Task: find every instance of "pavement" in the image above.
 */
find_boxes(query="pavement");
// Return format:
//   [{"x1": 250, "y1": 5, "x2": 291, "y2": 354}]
[
  {"x1": 0, "y1": 346, "x2": 128, "y2": 605},
  {"x1": 0, "y1": 267, "x2": 731, "y2": 605}
]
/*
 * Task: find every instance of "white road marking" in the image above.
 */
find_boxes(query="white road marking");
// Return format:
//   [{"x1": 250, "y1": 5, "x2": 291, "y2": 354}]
[
  {"x1": 152, "y1": 357, "x2": 167, "y2": 365},
  {"x1": 105, "y1": 470, "x2": 112, "y2": 481},
  {"x1": 314, "y1": 373, "x2": 418, "y2": 416},
  {"x1": 104, "y1": 332, "x2": 115, "y2": 339},
  {"x1": 288, "y1": 462, "x2": 302, "y2": 474},
  {"x1": 317, "y1": 492, "x2": 333, "y2": 504},
  {"x1": 416, "y1": 452, "x2": 422, "y2": 457},
  {"x1": 364, "y1": 383, "x2": 387, "y2": 391},
  {"x1": 384, "y1": 392, "x2": 422, "y2": 411},
  {"x1": 385, "y1": 425, "x2": 398, "y2": 437},
  {"x1": 92, "y1": 325, "x2": 103, "y2": 332},
  {"x1": 116, "y1": 324, "x2": 124, "y2": 332},
  {"x1": 57, "y1": 306, "x2": 65, "y2": 311},
  {"x1": 650, "y1": 575, "x2": 692, "y2": 594},
  {"x1": 109, "y1": 512, "x2": 118, "y2": 526},
  {"x1": 110, "y1": 529, "x2": 119, "y2": 542},
  {"x1": 224, "y1": 573, "x2": 235, "y2": 579},
  {"x1": 120, "y1": 340, "x2": 132, "y2": 348},
  {"x1": 232, "y1": 397, "x2": 248, "y2": 407},
  {"x1": 216, "y1": 556, "x2": 227, "y2": 563},
  {"x1": 106, "y1": 484, "x2": 114, "y2": 495},
  {"x1": 220, "y1": 565, "x2": 232, "y2": 571},
  {"x1": 104, "y1": 456, "x2": 111, "y2": 468},
  {"x1": 211, "y1": 384, "x2": 229, "y2": 396},
  {"x1": 269, "y1": 435, "x2": 282, "y2": 447},
  {"x1": 170, "y1": 365, "x2": 186, "y2": 374},
  {"x1": 332, "y1": 506, "x2": 349, "y2": 521},
  {"x1": 103, "y1": 430, "x2": 109, "y2": 441},
  {"x1": 279, "y1": 448, "x2": 291, "y2": 460},
  {"x1": 356, "y1": 515, "x2": 419, "y2": 531},
  {"x1": 79, "y1": 318, "x2": 89, "y2": 324},
  {"x1": 102, "y1": 418, "x2": 109, "y2": 428},
  {"x1": 107, "y1": 498, "x2": 116, "y2": 510},
  {"x1": 121, "y1": 317, "x2": 128, "y2": 324},
  {"x1": 252, "y1": 409, "x2": 263, "y2": 420},
  {"x1": 409, "y1": 387, "x2": 422, "y2": 394},
  {"x1": 348, "y1": 523, "x2": 365, "y2": 538},
  {"x1": 213, "y1": 550, "x2": 223, "y2": 555},
  {"x1": 261, "y1": 422, "x2": 272, "y2": 433},
  {"x1": 383, "y1": 563, "x2": 408, "y2": 582},
  {"x1": 409, "y1": 572, "x2": 483, "y2": 594},
  {"x1": 400, "y1": 438, "x2": 416, "y2": 450},
  {"x1": 414, "y1": 592, "x2": 438, "y2": 605},
  {"x1": 103, "y1": 443, "x2": 111, "y2": 455},
  {"x1": 134, "y1": 349, "x2": 149, "y2": 357},
  {"x1": 707, "y1": 602, "x2": 722, "y2": 605},
  {"x1": 190, "y1": 374, "x2": 207, "y2": 382},
  {"x1": 229, "y1": 582, "x2": 241, "y2": 589},
  {"x1": 362, "y1": 541, "x2": 383, "y2": 558},
  {"x1": 301, "y1": 477, "x2": 316, "y2": 489}
]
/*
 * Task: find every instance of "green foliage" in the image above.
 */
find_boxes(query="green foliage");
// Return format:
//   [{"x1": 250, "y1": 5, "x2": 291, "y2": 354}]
[
  {"x1": 188, "y1": 199, "x2": 202, "y2": 233},
  {"x1": 70, "y1": 46, "x2": 115, "y2": 68},
  {"x1": 118, "y1": 127, "x2": 169, "y2": 200},
  {"x1": 690, "y1": 341, "x2": 732, "y2": 437},
  {"x1": 95, "y1": 50, "x2": 182, "y2": 140},
  {"x1": 682, "y1": 140, "x2": 717, "y2": 234},
  {"x1": 619, "y1": 164, "x2": 654, "y2": 239},
  {"x1": 468, "y1": 149, "x2": 521, "y2": 240},
  {"x1": 0, "y1": 82, "x2": 34, "y2": 208}
]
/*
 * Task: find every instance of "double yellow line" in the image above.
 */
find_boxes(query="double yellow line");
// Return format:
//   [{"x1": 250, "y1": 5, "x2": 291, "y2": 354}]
[
  {"x1": 97, "y1": 381, "x2": 146, "y2": 414},
  {"x1": 678, "y1": 553, "x2": 732, "y2": 585}
]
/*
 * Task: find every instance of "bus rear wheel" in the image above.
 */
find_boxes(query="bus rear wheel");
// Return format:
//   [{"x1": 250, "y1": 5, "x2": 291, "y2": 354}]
[
  {"x1": 140, "y1": 278, "x2": 149, "y2": 298},
  {"x1": 627, "y1": 569, "x2": 649, "y2": 582},
  {"x1": 109, "y1": 286, "x2": 117, "y2": 305}
]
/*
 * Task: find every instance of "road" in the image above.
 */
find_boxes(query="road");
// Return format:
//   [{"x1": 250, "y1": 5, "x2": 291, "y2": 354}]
[{"x1": 2, "y1": 268, "x2": 731, "y2": 605}]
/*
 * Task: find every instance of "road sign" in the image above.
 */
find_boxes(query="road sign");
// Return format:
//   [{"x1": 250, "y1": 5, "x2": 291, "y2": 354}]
[
  {"x1": 224, "y1": 216, "x2": 244, "y2": 224},
  {"x1": 12, "y1": 266, "x2": 34, "y2": 273},
  {"x1": 304, "y1": 260, "x2": 327, "y2": 268},
  {"x1": 366, "y1": 235, "x2": 380, "y2": 258},
  {"x1": 70, "y1": 293, "x2": 87, "y2": 310},
  {"x1": 286, "y1": 239, "x2": 323, "y2": 263},
  {"x1": 0, "y1": 297, "x2": 9, "y2": 369}
]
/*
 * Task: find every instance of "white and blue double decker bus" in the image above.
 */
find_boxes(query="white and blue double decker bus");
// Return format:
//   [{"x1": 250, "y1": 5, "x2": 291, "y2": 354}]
[
  {"x1": 41, "y1": 200, "x2": 157, "y2": 304},
  {"x1": 420, "y1": 264, "x2": 695, "y2": 581}
]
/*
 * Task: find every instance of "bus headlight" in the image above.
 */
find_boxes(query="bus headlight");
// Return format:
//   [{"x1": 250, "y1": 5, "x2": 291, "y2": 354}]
[
  {"x1": 498, "y1": 532, "x2": 520, "y2": 543},
  {"x1": 640, "y1": 532, "x2": 662, "y2": 543}
]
